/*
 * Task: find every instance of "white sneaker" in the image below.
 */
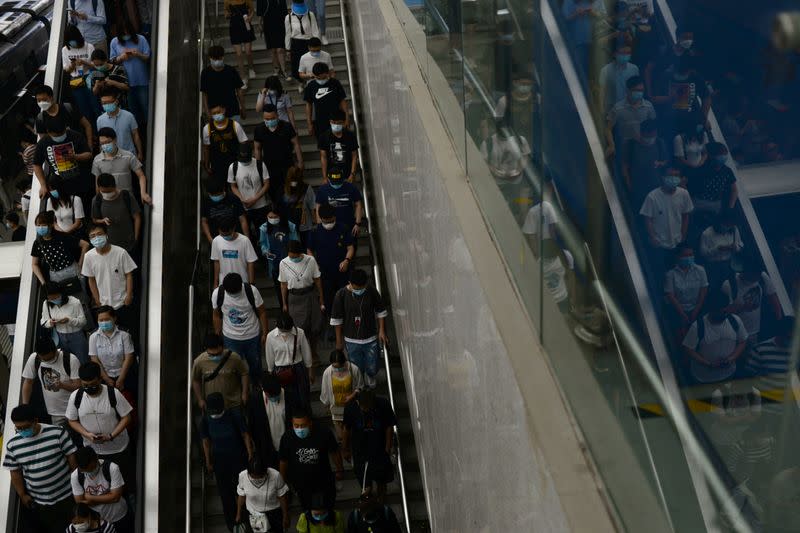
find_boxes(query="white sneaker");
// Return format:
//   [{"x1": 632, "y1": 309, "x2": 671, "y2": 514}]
[
  {"x1": 241, "y1": 82, "x2": 248, "y2": 90},
  {"x1": 321, "y1": 35, "x2": 329, "y2": 45},
  {"x1": 248, "y1": 68, "x2": 256, "y2": 79}
]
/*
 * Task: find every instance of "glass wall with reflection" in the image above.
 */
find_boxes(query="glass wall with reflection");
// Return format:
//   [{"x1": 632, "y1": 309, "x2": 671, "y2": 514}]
[{"x1": 392, "y1": 0, "x2": 800, "y2": 530}]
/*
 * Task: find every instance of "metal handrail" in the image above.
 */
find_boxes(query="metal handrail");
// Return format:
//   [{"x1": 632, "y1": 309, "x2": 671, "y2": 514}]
[{"x1": 338, "y1": 0, "x2": 413, "y2": 529}]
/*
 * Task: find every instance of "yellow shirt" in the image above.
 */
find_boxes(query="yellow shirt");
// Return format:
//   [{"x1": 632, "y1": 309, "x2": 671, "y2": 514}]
[{"x1": 331, "y1": 370, "x2": 353, "y2": 406}]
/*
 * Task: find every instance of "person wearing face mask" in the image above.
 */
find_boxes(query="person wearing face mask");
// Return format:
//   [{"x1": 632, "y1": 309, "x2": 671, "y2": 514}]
[
  {"x1": 5, "y1": 211, "x2": 26, "y2": 241},
  {"x1": 235, "y1": 457, "x2": 290, "y2": 532},
  {"x1": 192, "y1": 333, "x2": 250, "y2": 414},
  {"x1": 66, "y1": 362, "x2": 134, "y2": 491},
  {"x1": 259, "y1": 208, "x2": 300, "y2": 307},
  {"x1": 201, "y1": 179, "x2": 249, "y2": 244},
  {"x1": 664, "y1": 246, "x2": 709, "y2": 341},
  {"x1": 253, "y1": 105, "x2": 304, "y2": 205},
  {"x1": 599, "y1": 42, "x2": 640, "y2": 112},
  {"x1": 346, "y1": 492, "x2": 401, "y2": 533},
  {"x1": 639, "y1": 168, "x2": 693, "y2": 277},
  {"x1": 3, "y1": 404, "x2": 78, "y2": 533},
  {"x1": 33, "y1": 85, "x2": 93, "y2": 147},
  {"x1": 212, "y1": 216, "x2": 259, "y2": 287},
  {"x1": 203, "y1": 103, "x2": 250, "y2": 180},
  {"x1": 91, "y1": 128, "x2": 151, "y2": 205},
  {"x1": 688, "y1": 142, "x2": 738, "y2": 217},
  {"x1": 212, "y1": 273, "x2": 269, "y2": 382},
  {"x1": 256, "y1": 0, "x2": 289, "y2": 81},
  {"x1": 44, "y1": 175, "x2": 86, "y2": 236},
  {"x1": 307, "y1": 203, "x2": 354, "y2": 317},
  {"x1": 480, "y1": 118, "x2": 532, "y2": 220},
  {"x1": 699, "y1": 210, "x2": 743, "y2": 290},
  {"x1": 88, "y1": 306, "x2": 135, "y2": 395},
  {"x1": 315, "y1": 170, "x2": 363, "y2": 239},
  {"x1": 68, "y1": 0, "x2": 107, "y2": 55},
  {"x1": 722, "y1": 254, "x2": 783, "y2": 347},
  {"x1": 320, "y1": 349, "x2": 363, "y2": 441},
  {"x1": 256, "y1": 75, "x2": 296, "y2": 126},
  {"x1": 33, "y1": 116, "x2": 93, "y2": 201},
  {"x1": 96, "y1": 88, "x2": 143, "y2": 159},
  {"x1": 299, "y1": 37, "x2": 335, "y2": 82},
  {"x1": 202, "y1": 45, "x2": 247, "y2": 117},
  {"x1": 247, "y1": 374, "x2": 290, "y2": 468},
  {"x1": 318, "y1": 109, "x2": 359, "y2": 183},
  {"x1": 224, "y1": 0, "x2": 257, "y2": 85},
  {"x1": 561, "y1": 0, "x2": 607, "y2": 76},
  {"x1": 265, "y1": 312, "x2": 314, "y2": 414},
  {"x1": 89, "y1": 49, "x2": 129, "y2": 106},
  {"x1": 621, "y1": 119, "x2": 667, "y2": 206},
  {"x1": 279, "y1": 240, "x2": 325, "y2": 365},
  {"x1": 285, "y1": 0, "x2": 320, "y2": 82},
  {"x1": 297, "y1": 493, "x2": 345, "y2": 533},
  {"x1": 70, "y1": 447, "x2": 131, "y2": 533},
  {"x1": 682, "y1": 290, "x2": 747, "y2": 383},
  {"x1": 605, "y1": 76, "x2": 656, "y2": 159},
  {"x1": 201, "y1": 392, "x2": 254, "y2": 532},
  {"x1": 644, "y1": 25, "x2": 699, "y2": 102},
  {"x1": 91, "y1": 173, "x2": 141, "y2": 257},
  {"x1": 22, "y1": 336, "x2": 82, "y2": 426},
  {"x1": 31, "y1": 211, "x2": 91, "y2": 287},
  {"x1": 280, "y1": 166, "x2": 316, "y2": 244},
  {"x1": 109, "y1": 21, "x2": 151, "y2": 127},
  {"x1": 40, "y1": 284, "x2": 89, "y2": 364},
  {"x1": 673, "y1": 116, "x2": 708, "y2": 177},
  {"x1": 62, "y1": 25, "x2": 100, "y2": 125},
  {"x1": 330, "y1": 270, "x2": 389, "y2": 390},
  {"x1": 304, "y1": 62, "x2": 348, "y2": 141},
  {"x1": 279, "y1": 411, "x2": 343, "y2": 512},
  {"x1": 229, "y1": 142, "x2": 270, "y2": 245},
  {"x1": 67, "y1": 503, "x2": 116, "y2": 533}
]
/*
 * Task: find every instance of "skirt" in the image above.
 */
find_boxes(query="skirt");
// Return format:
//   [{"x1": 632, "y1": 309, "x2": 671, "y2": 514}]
[
  {"x1": 230, "y1": 4, "x2": 256, "y2": 45},
  {"x1": 287, "y1": 289, "x2": 322, "y2": 335}
]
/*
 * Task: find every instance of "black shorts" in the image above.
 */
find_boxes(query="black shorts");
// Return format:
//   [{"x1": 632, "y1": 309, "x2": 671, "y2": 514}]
[{"x1": 354, "y1": 454, "x2": 395, "y2": 486}]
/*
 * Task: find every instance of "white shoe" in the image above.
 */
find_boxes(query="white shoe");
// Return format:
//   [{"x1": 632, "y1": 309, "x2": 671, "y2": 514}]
[
  {"x1": 321, "y1": 35, "x2": 329, "y2": 45},
  {"x1": 241, "y1": 82, "x2": 248, "y2": 90},
  {"x1": 248, "y1": 68, "x2": 256, "y2": 79}
]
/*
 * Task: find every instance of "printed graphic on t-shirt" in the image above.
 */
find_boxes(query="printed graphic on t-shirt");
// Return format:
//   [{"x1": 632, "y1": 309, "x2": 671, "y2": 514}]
[
  {"x1": 742, "y1": 285, "x2": 762, "y2": 311},
  {"x1": 40, "y1": 367, "x2": 62, "y2": 392},
  {"x1": 47, "y1": 142, "x2": 79, "y2": 179},
  {"x1": 315, "y1": 87, "x2": 333, "y2": 100},
  {"x1": 327, "y1": 195, "x2": 351, "y2": 208},
  {"x1": 544, "y1": 271, "x2": 561, "y2": 291},
  {"x1": 330, "y1": 141, "x2": 346, "y2": 164},
  {"x1": 84, "y1": 480, "x2": 109, "y2": 496},
  {"x1": 670, "y1": 80, "x2": 696, "y2": 111},
  {"x1": 227, "y1": 308, "x2": 246, "y2": 325},
  {"x1": 296, "y1": 447, "x2": 320, "y2": 464},
  {"x1": 222, "y1": 250, "x2": 240, "y2": 259}
]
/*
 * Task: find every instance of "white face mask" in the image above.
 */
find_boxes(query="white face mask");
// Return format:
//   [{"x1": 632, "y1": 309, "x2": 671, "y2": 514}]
[
  {"x1": 101, "y1": 191, "x2": 117, "y2": 201},
  {"x1": 322, "y1": 222, "x2": 336, "y2": 230},
  {"x1": 73, "y1": 523, "x2": 90, "y2": 533},
  {"x1": 37, "y1": 100, "x2": 52, "y2": 111}
]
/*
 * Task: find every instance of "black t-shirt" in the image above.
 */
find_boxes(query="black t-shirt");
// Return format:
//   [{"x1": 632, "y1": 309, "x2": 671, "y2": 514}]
[
  {"x1": 330, "y1": 286, "x2": 387, "y2": 341},
  {"x1": 31, "y1": 232, "x2": 82, "y2": 272},
  {"x1": 253, "y1": 120, "x2": 296, "y2": 167},
  {"x1": 303, "y1": 79, "x2": 346, "y2": 128},
  {"x1": 201, "y1": 193, "x2": 246, "y2": 235},
  {"x1": 34, "y1": 103, "x2": 83, "y2": 136},
  {"x1": 343, "y1": 397, "x2": 397, "y2": 461},
  {"x1": 689, "y1": 161, "x2": 737, "y2": 202},
  {"x1": 33, "y1": 130, "x2": 91, "y2": 194},
  {"x1": 11, "y1": 226, "x2": 26, "y2": 242},
  {"x1": 317, "y1": 129, "x2": 359, "y2": 176},
  {"x1": 200, "y1": 65, "x2": 244, "y2": 116},
  {"x1": 278, "y1": 426, "x2": 338, "y2": 485}
]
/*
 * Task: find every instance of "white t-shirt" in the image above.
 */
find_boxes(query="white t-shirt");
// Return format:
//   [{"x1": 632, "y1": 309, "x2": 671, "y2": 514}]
[
  {"x1": 22, "y1": 351, "x2": 80, "y2": 417},
  {"x1": 65, "y1": 385, "x2": 134, "y2": 455},
  {"x1": 673, "y1": 133, "x2": 708, "y2": 167},
  {"x1": 664, "y1": 264, "x2": 709, "y2": 312},
  {"x1": 236, "y1": 467, "x2": 288, "y2": 514},
  {"x1": 543, "y1": 250, "x2": 573, "y2": 304},
  {"x1": 211, "y1": 234, "x2": 258, "y2": 284},
  {"x1": 480, "y1": 134, "x2": 531, "y2": 181},
  {"x1": 263, "y1": 390, "x2": 286, "y2": 450},
  {"x1": 639, "y1": 187, "x2": 693, "y2": 249},
  {"x1": 88, "y1": 328, "x2": 134, "y2": 378},
  {"x1": 299, "y1": 50, "x2": 334, "y2": 76},
  {"x1": 70, "y1": 460, "x2": 128, "y2": 523},
  {"x1": 81, "y1": 245, "x2": 138, "y2": 309},
  {"x1": 46, "y1": 197, "x2": 85, "y2": 233},
  {"x1": 699, "y1": 226, "x2": 743, "y2": 263},
  {"x1": 722, "y1": 273, "x2": 776, "y2": 336},
  {"x1": 265, "y1": 327, "x2": 313, "y2": 371},
  {"x1": 62, "y1": 43, "x2": 95, "y2": 78},
  {"x1": 277, "y1": 255, "x2": 321, "y2": 290},
  {"x1": 228, "y1": 159, "x2": 270, "y2": 211},
  {"x1": 683, "y1": 314, "x2": 747, "y2": 383},
  {"x1": 202, "y1": 120, "x2": 249, "y2": 145},
  {"x1": 522, "y1": 201, "x2": 558, "y2": 239},
  {"x1": 211, "y1": 284, "x2": 264, "y2": 340}
]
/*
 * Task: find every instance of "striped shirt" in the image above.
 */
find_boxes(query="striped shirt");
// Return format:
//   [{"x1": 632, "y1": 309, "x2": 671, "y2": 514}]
[
  {"x1": 3, "y1": 424, "x2": 77, "y2": 505},
  {"x1": 747, "y1": 338, "x2": 792, "y2": 392},
  {"x1": 65, "y1": 521, "x2": 117, "y2": 532}
]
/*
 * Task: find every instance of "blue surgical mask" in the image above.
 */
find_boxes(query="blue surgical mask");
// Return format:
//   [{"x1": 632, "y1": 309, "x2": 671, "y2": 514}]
[
  {"x1": 330, "y1": 123, "x2": 343, "y2": 133},
  {"x1": 90, "y1": 235, "x2": 108, "y2": 248},
  {"x1": 679, "y1": 39, "x2": 693, "y2": 50},
  {"x1": 310, "y1": 51, "x2": 321, "y2": 58},
  {"x1": 209, "y1": 193, "x2": 225, "y2": 202},
  {"x1": 35, "y1": 226, "x2": 50, "y2": 237},
  {"x1": 101, "y1": 142, "x2": 115, "y2": 154},
  {"x1": 616, "y1": 54, "x2": 630, "y2": 64},
  {"x1": 294, "y1": 427, "x2": 310, "y2": 438},
  {"x1": 212, "y1": 113, "x2": 226, "y2": 123},
  {"x1": 290, "y1": 256, "x2": 303, "y2": 263},
  {"x1": 316, "y1": 78, "x2": 328, "y2": 85},
  {"x1": 50, "y1": 190, "x2": 60, "y2": 199},
  {"x1": 663, "y1": 175, "x2": 681, "y2": 189},
  {"x1": 222, "y1": 234, "x2": 235, "y2": 241},
  {"x1": 121, "y1": 34, "x2": 131, "y2": 41},
  {"x1": 208, "y1": 353, "x2": 223, "y2": 362},
  {"x1": 16, "y1": 427, "x2": 35, "y2": 438},
  {"x1": 716, "y1": 155, "x2": 728, "y2": 165},
  {"x1": 679, "y1": 256, "x2": 695, "y2": 267},
  {"x1": 312, "y1": 512, "x2": 328, "y2": 522},
  {"x1": 292, "y1": 3, "x2": 308, "y2": 15},
  {"x1": 630, "y1": 90, "x2": 644, "y2": 102},
  {"x1": 696, "y1": 124, "x2": 704, "y2": 134},
  {"x1": 265, "y1": 119, "x2": 279, "y2": 129},
  {"x1": 98, "y1": 320, "x2": 114, "y2": 333},
  {"x1": 352, "y1": 288, "x2": 366, "y2": 296},
  {"x1": 268, "y1": 217, "x2": 280, "y2": 225},
  {"x1": 330, "y1": 182, "x2": 343, "y2": 190},
  {"x1": 68, "y1": 40, "x2": 79, "y2": 48},
  {"x1": 210, "y1": 59, "x2": 224, "y2": 69},
  {"x1": 51, "y1": 133, "x2": 67, "y2": 143},
  {"x1": 49, "y1": 297, "x2": 64, "y2": 306},
  {"x1": 268, "y1": 395, "x2": 280, "y2": 403},
  {"x1": 103, "y1": 102, "x2": 118, "y2": 113}
]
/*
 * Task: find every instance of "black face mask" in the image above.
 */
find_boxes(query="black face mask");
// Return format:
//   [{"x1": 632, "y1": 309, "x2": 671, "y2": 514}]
[{"x1": 83, "y1": 384, "x2": 101, "y2": 395}]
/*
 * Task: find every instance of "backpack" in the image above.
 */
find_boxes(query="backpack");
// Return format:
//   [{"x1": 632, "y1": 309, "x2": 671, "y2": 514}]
[
  {"x1": 232, "y1": 160, "x2": 266, "y2": 188},
  {"x1": 727, "y1": 273, "x2": 765, "y2": 303},
  {"x1": 216, "y1": 283, "x2": 258, "y2": 314},
  {"x1": 73, "y1": 384, "x2": 119, "y2": 419},
  {"x1": 92, "y1": 190, "x2": 134, "y2": 224},
  {"x1": 34, "y1": 350, "x2": 71, "y2": 382},
  {"x1": 70, "y1": 0, "x2": 99, "y2": 15},
  {"x1": 348, "y1": 507, "x2": 393, "y2": 532},
  {"x1": 76, "y1": 459, "x2": 112, "y2": 487},
  {"x1": 695, "y1": 315, "x2": 740, "y2": 350}
]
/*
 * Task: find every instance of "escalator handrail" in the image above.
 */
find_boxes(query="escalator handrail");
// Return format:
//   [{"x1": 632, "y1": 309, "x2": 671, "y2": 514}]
[{"x1": 337, "y1": 1, "x2": 414, "y2": 529}]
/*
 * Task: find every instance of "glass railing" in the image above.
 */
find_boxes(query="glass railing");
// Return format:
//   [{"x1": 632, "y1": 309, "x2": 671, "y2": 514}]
[{"x1": 387, "y1": 0, "x2": 800, "y2": 530}]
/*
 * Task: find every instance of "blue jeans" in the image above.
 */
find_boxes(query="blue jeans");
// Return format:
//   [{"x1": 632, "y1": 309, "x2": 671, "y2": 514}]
[
  {"x1": 223, "y1": 334, "x2": 263, "y2": 380},
  {"x1": 308, "y1": 0, "x2": 326, "y2": 35},
  {"x1": 58, "y1": 331, "x2": 89, "y2": 365},
  {"x1": 128, "y1": 85, "x2": 150, "y2": 126},
  {"x1": 346, "y1": 340, "x2": 379, "y2": 388}
]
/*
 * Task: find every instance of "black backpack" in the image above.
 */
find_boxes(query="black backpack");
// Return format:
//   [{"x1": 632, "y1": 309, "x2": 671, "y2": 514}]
[
  {"x1": 695, "y1": 315, "x2": 740, "y2": 350},
  {"x1": 348, "y1": 507, "x2": 395, "y2": 533},
  {"x1": 76, "y1": 459, "x2": 112, "y2": 487},
  {"x1": 73, "y1": 384, "x2": 119, "y2": 420},
  {"x1": 232, "y1": 160, "x2": 266, "y2": 185},
  {"x1": 216, "y1": 283, "x2": 258, "y2": 314},
  {"x1": 34, "y1": 350, "x2": 71, "y2": 381},
  {"x1": 92, "y1": 190, "x2": 134, "y2": 223},
  {"x1": 727, "y1": 274, "x2": 765, "y2": 303}
]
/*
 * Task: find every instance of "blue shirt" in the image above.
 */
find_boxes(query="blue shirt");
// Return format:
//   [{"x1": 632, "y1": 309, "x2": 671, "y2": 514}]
[
  {"x1": 307, "y1": 223, "x2": 353, "y2": 273},
  {"x1": 70, "y1": 0, "x2": 107, "y2": 44},
  {"x1": 97, "y1": 109, "x2": 139, "y2": 155},
  {"x1": 110, "y1": 35, "x2": 150, "y2": 87},
  {"x1": 200, "y1": 409, "x2": 247, "y2": 460},
  {"x1": 315, "y1": 183, "x2": 362, "y2": 228},
  {"x1": 562, "y1": 0, "x2": 605, "y2": 46}
]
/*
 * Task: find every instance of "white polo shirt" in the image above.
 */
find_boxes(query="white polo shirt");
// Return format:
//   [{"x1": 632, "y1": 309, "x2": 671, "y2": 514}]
[
  {"x1": 89, "y1": 327, "x2": 134, "y2": 378},
  {"x1": 277, "y1": 255, "x2": 320, "y2": 290},
  {"x1": 664, "y1": 264, "x2": 709, "y2": 312}
]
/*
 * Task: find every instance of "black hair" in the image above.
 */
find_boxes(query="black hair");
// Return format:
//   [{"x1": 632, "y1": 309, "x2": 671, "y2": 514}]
[
  {"x1": 626, "y1": 75, "x2": 644, "y2": 89},
  {"x1": 308, "y1": 37, "x2": 322, "y2": 48},
  {"x1": 116, "y1": 18, "x2": 139, "y2": 43},
  {"x1": 96, "y1": 305, "x2": 116, "y2": 318},
  {"x1": 35, "y1": 210, "x2": 55, "y2": 227},
  {"x1": 99, "y1": 87, "x2": 120, "y2": 100},
  {"x1": 208, "y1": 45, "x2": 225, "y2": 59},
  {"x1": 19, "y1": 128, "x2": 37, "y2": 145},
  {"x1": 75, "y1": 446, "x2": 98, "y2": 469},
  {"x1": 205, "y1": 333, "x2": 224, "y2": 349},
  {"x1": 10, "y1": 404, "x2": 36, "y2": 423},
  {"x1": 350, "y1": 269, "x2": 368, "y2": 286},
  {"x1": 707, "y1": 142, "x2": 728, "y2": 157},
  {"x1": 318, "y1": 203, "x2": 336, "y2": 219},
  {"x1": 89, "y1": 223, "x2": 108, "y2": 235},
  {"x1": 35, "y1": 336, "x2": 56, "y2": 355},
  {"x1": 705, "y1": 290, "x2": 729, "y2": 312},
  {"x1": 329, "y1": 349, "x2": 347, "y2": 365},
  {"x1": 45, "y1": 283, "x2": 63, "y2": 296},
  {"x1": 222, "y1": 272, "x2": 244, "y2": 293},
  {"x1": 312, "y1": 62, "x2": 330, "y2": 76},
  {"x1": 64, "y1": 24, "x2": 86, "y2": 48},
  {"x1": 262, "y1": 103, "x2": 278, "y2": 115},
  {"x1": 44, "y1": 115, "x2": 67, "y2": 134},
  {"x1": 263, "y1": 75, "x2": 284, "y2": 97},
  {"x1": 261, "y1": 373, "x2": 281, "y2": 395},
  {"x1": 4, "y1": 211, "x2": 19, "y2": 224},
  {"x1": 34, "y1": 84, "x2": 54, "y2": 98},
  {"x1": 276, "y1": 311, "x2": 294, "y2": 331},
  {"x1": 287, "y1": 240, "x2": 304, "y2": 254},
  {"x1": 218, "y1": 216, "x2": 236, "y2": 233},
  {"x1": 97, "y1": 173, "x2": 117, "y2": 188},
  {"x1": 291, "y1": 408, "x2": 312, "y2": 422},
  {"x1": 74, "y1": 503, "x2": 100, "y2": 520},
  {"x1": 329, "y1": 109, "x2": 346, "y2": 122},
  {"x1": 776, "y1": 317, "x2": 795, "y2": 339},
  {"x1": 90, "y1": 48, "x2": 108, "y2": 62},
  {"x1": 47, "y1": 175, "x2": 73, "y2": 210},
  {"x1": 79, "y1": 361, "x2": 102, "y2": 381},
  {"x1": 206, "y1": 178, "x2": 226, "y2": 194},
  {"x1": 248, "y1": 456, "x2": 267, "y2": 476},
  {"x1": 97, "y1": 127, "x2": 117, "y2": 140}
]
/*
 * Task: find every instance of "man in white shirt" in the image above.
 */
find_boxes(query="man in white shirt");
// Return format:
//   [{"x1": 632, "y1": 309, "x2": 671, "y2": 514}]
[
  {"x1": 82, "y1": 224, "x2": 138, "y2": 329},
  {"x1": 228, "y1": 143, "x2": 269, "y2": 243},
  {"x1": 640, "y1": 168, "x2": 693, "y2": 274},
  {"x1": 211, "y1": 216, "x2": 258, "y2": 288},
  {"x1": 71, "y1": 446, "x2": 130, "y2": 529},
  {"x1": 722, "y1": 255, "x2": 782, "y2": 345},
  {"x1": 522, "y1": 200, "x2": 558, "y2": 248},
  {"x1": 699, "y1": 210, "x2": 744, "y2": 290},
  {"x1": 599, "y1": 43, "x2": 640, "y2": 112},
  {"x1": 21, "y1": 337, "x2": 81, "y2": 425},
  {"x1": 298, "y1": 37, "x2": 335, "y2": 81},
  {"x1": 212, "y1": 273, "x2": 269, "y2": 381},
  {"x1": 664, "y1": 245, "x2": 708, "y2": 340}
]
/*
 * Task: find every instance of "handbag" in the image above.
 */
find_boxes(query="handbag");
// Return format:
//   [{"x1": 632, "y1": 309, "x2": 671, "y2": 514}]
[
  {"x1": 249, "y1": 510, "x2": 268, "y2": 533},
  {"x1": 273, "y1": 328, "x2": 298, "y2": 387}
]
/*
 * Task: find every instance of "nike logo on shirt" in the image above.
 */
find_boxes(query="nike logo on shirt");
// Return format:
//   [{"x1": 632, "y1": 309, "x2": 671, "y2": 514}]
[{"x1": 316, "y1": 88, "x2": 333, "y2": 99}]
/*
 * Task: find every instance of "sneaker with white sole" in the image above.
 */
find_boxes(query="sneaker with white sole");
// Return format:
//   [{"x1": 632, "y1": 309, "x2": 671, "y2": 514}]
[
  {"x1": 248, "y1": 68, "x2": 256, "y2": 79},
  {"x1": 321, "y1": 35, "x2": 329, "y2": 45},
  {"x1": 241, "y1": 82, "x2": 248, "y2": 90}
]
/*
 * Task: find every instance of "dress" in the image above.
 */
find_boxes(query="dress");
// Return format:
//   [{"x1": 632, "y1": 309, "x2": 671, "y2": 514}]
[
  {"x1": 230, "y1": 3, "x2": 257, "y2": 45},
  {"x1": 258, "y1": 0, "x2": 287, "y2": 50}
]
